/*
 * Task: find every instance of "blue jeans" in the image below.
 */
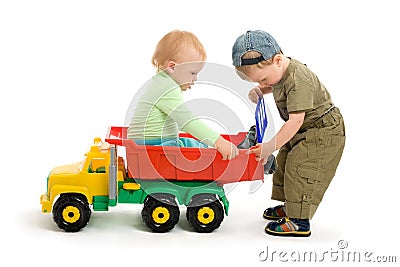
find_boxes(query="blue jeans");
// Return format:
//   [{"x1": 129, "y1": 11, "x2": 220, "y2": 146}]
[{"x1": 134, "y1": 137, "x2": 208, "y2": 148}]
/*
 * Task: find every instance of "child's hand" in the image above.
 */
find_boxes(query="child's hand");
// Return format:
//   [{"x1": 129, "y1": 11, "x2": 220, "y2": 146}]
[
  {"x1": 246, "y1": 142, "x2": 275, "y2": 165},
  {"x1": 215, "y1": 136, "x2": 239, "y2": 160},
  {"x1": 248, "y1": 86, "x2": 272, "y2": 104},
  {"x1": 248, "y1": 86, "x2": 264, "y2": 104}
]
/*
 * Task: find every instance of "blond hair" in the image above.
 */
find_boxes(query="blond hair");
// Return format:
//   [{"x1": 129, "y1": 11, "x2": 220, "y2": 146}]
[
  {"x1": 235, "y1": 50, "x2": 283, "y2": 79},
  {"x1": 151, "y1": 30, "x2": 207, "y2": 70}
]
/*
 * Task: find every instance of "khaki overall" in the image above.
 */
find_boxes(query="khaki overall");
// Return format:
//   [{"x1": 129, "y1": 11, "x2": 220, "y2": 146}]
[
  {"x1": 271, "y1": 58, "x2": 346, "y2": 219},
  {"x1": 272, "y1": 107, "x2": 345, "y2": 219}
]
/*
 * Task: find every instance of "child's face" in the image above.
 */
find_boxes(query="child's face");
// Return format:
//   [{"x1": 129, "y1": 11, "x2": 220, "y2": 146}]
[
  {"x1": 166, "y1": 52, "x2": 204, "y2": 91},
  {"x1": 245, "y1": 57, "x2": 285, "y2": 88},
  {"x1": 169, "y1": 61, "x2": 204, "y2": 91}
]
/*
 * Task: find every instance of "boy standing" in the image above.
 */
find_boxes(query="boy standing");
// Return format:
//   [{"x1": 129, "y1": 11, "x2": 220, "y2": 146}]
[{"x1": 232, "y1": 30, "x2": 345, "y2": 237}]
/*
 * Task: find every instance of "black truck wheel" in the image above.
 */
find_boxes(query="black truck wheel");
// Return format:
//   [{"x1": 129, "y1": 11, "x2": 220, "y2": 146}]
[
  {"x1": 186, "y1": 194, "x2": 224, "y2": 233},
  {"x1": 52, "y1": 194, "x2": 91, "y2": 232},
  {"x1": 141, "y1": 194, "x2": 180, "y2": 233}
]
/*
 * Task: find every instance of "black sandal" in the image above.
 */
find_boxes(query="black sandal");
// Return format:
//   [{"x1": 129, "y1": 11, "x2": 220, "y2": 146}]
[{"x1": 263, "y1": 205, "x2": 286, "y2": 220}]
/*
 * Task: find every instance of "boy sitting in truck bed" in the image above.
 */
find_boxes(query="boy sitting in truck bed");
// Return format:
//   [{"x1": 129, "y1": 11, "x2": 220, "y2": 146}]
[{"x1": 127, "y1": 30, "x2": 238, "y2": 160}]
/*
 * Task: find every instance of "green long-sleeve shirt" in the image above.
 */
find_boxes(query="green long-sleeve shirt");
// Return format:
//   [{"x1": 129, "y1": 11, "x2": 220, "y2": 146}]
[{"x1": 127, "y1": 71, "x2": 220, "y2": 146}]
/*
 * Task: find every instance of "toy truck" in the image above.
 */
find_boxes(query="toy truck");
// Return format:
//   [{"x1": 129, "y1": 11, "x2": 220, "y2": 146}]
[{"x1": 40, "y1": 125, "x2": 275, "y2": 233}]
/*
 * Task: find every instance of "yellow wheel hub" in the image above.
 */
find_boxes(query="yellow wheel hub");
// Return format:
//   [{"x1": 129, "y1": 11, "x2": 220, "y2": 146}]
[
  {"x1": 62, "y1": 206, "x2": 80, "y2": 223},
  {"x1": 152, "y1": 207, "x2": 170, "y2": 224},
  {"x1": 197, "y1": 207, "x2": 215, "y2": 224}
]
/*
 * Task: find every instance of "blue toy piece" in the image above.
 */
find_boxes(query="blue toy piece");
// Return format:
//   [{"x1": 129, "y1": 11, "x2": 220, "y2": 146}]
[
  {"x1": 255, "y1": 97, "x2": 268, "y2": 143},
  {"x1": 255, "y1": 97, "x2": 276, "y2": 175}
]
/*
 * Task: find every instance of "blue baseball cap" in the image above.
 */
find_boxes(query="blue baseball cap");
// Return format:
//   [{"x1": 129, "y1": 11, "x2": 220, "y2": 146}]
[{"x1": 232, "y1": 30, "x2": 281, "y2": 66}]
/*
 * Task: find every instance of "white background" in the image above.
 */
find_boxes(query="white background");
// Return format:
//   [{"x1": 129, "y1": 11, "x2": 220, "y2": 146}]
[{"x1": 1, "y1": 0, "x2": 399, "y2": 266}]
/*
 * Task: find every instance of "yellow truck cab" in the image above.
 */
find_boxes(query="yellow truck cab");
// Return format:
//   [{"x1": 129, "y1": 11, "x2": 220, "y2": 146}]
[{"x1": 40, "y1": 138, "x2": 125, "y2": 231}]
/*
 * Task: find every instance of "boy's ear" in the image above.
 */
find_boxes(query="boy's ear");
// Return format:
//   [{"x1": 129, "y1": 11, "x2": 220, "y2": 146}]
[
  {"x1": 274, "y1": 55, "x2": 283, "y2": 66},
  {"x1": 165, "y1": 60, "x2": 176, "y2": 74}
]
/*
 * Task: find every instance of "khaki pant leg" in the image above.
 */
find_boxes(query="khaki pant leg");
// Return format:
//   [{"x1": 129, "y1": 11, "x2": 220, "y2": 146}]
[
  {"x1": 271, "y1": 145, "x2": 289, "y2": 202},
  {"x1": 284, "y1": 111, "x2": 345, "y2": 219}
]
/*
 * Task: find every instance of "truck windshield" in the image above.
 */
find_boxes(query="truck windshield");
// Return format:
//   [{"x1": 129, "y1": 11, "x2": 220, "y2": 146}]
[{"x1": 79, "y1": 156, "x2": 87, "y2": 172}]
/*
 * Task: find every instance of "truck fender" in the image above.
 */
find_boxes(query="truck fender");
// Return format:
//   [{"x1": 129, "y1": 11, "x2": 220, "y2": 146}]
[
  {"x1": 141, "y1": 188, "x2": 182, "y2": 204},
  {"x1": 49, "y1": 185, "x2": 91, "y2": 208}
]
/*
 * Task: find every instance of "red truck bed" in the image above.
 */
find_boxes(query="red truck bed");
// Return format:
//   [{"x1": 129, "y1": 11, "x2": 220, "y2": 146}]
[{"x1": 105, "y1": 126, "x2": 264, "y2": 185}]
